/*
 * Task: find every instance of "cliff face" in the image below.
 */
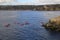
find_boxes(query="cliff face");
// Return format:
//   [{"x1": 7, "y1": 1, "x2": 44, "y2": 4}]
[{"x1": 0, "y1": 4, "x2": 60, "y2": 10}]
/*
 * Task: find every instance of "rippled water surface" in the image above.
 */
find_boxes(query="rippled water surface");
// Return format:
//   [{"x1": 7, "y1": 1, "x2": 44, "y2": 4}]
[{"x1": 0, "y1": 11, "x2": 60, "y2": 40}]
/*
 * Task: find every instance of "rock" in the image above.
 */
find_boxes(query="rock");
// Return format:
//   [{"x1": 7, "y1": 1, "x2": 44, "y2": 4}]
[
  {"x1": 4, "y1": 24, "x2": 10, "y2": 27},
  {"x1": 49, "y1": 16, "x2": 60, "y2": 25},
  {"x1": 20, "y1": 24, "x2": 24, "y2": 26},
  {"x1": 42, "y1": 16, "x2": 60, "y2": 31},
  {"x1": 24, "y1": 22, "x2": 30, "y2": 25}
]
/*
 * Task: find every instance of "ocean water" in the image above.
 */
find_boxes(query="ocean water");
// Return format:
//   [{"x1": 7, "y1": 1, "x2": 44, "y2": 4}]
[{"x1": 0, "y1": 11, "x2": 60, "y2": 40}]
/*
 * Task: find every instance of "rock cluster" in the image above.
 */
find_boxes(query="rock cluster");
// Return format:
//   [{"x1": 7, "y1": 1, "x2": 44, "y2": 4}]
[{"x1": 42, "y1": 16, "x2": 60, "y2": 31}]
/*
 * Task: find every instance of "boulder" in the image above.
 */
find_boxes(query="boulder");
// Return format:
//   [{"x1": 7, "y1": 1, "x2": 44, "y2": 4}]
[
  {"x1": 49, "y1": 16, "x2": 60, "y2": 25},
  {"x1": 43, "y1": 16, "x2": 60, "y2": 31}
]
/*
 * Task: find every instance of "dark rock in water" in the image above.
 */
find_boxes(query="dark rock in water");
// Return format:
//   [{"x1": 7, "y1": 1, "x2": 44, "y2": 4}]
[
  {"x1": 5, "y1": 24, "x2": 10, "y2": 27},
  {"x1": 25, "y1": 22, "x2": 30, "y2": 25},
  {"x1": 42, "y1": 16, "x2": 60, "y2": 31},
  {"x1": 20, "y1": 24, "x2": 24, "y2": 26}
]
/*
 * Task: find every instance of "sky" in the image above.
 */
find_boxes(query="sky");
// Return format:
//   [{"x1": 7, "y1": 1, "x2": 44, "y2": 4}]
[{"x1": 0, "y1": 0, "x2": 60, "y2": 5}]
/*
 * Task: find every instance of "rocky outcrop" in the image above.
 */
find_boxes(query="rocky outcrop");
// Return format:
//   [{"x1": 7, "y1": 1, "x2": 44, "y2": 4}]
[{"x1": 42, "y1": 16, "x2": 60, "y2": 31}]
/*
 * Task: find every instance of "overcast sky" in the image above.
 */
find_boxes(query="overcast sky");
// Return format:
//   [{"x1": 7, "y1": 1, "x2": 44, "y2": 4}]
[{"x1": 0, "y1": 0, "x2": 60, "y2": 5}]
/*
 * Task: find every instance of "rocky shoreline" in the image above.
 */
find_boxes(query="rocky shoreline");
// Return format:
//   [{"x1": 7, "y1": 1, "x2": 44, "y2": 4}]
[
  {"x1": 42, "y1": 16, "x2": 60, "y2": 31},
  {"x1": 0, "y1": 4, "x2": 60, "y2": 11}
]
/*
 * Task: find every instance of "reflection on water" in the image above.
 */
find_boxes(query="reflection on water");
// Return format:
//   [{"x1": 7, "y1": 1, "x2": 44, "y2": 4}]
[{"x1": 0, "y1": 11, "x2": 60, "y2": 40}]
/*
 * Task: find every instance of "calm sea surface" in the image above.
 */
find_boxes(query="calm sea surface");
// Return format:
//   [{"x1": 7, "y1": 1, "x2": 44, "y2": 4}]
[{"x1": 0, "y1": 11, "x2": 60, "y2": 40}]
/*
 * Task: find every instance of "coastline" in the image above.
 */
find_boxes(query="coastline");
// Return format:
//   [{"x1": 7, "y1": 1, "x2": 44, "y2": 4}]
[{"x1": 0, "y1": 4, "x2": 60, "y2": 11}]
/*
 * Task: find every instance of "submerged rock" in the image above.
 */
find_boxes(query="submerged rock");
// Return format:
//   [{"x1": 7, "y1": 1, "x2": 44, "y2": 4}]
[
  {"x1": 42, "y1": 16, "x2": 60, "y2": 31},
  {"x1": 4, "y1": 24, "x2": 10, "y2": 27}
]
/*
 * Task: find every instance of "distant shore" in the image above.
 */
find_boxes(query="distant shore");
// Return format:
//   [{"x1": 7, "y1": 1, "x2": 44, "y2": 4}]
[{"x1": 0, "y1": 4, "x2": 60, "y2": 11}]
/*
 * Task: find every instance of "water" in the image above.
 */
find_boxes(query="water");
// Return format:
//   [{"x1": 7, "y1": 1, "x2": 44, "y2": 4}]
[{"x1": 0, "y1": 11, "x2": 60, "y2": 40}]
